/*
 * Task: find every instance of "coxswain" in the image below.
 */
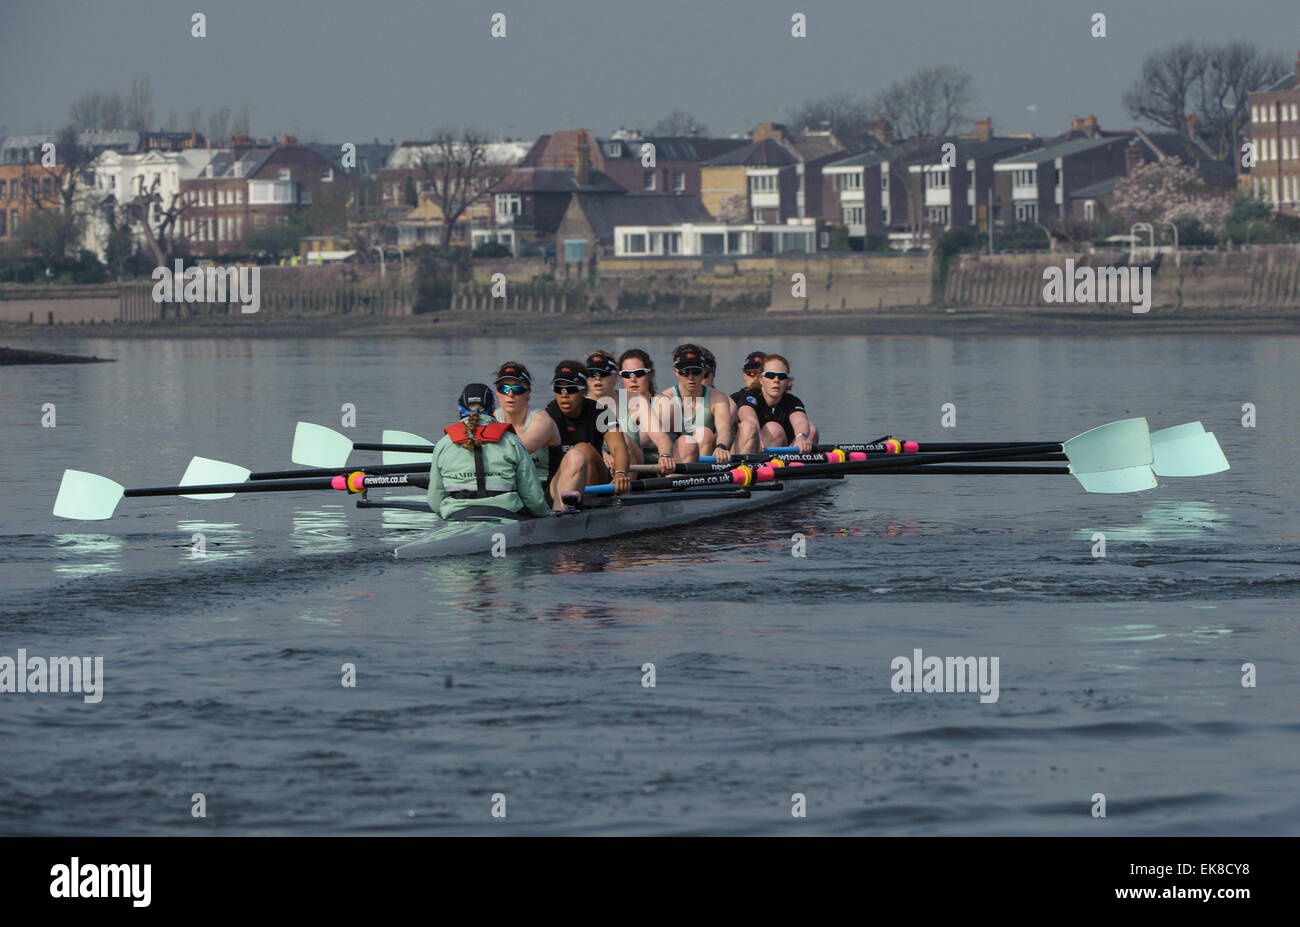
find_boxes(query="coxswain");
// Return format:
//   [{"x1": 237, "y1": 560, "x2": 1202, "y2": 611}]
[
  {"x1": 426, "y1": 383, "x2": 550, "y2": 521},
  {"x1": 545, "y1": 360, "x2": 631, "y2": 510},
  {"x1": 735, "y1": 353, "x2": 819, "y2": 453}
]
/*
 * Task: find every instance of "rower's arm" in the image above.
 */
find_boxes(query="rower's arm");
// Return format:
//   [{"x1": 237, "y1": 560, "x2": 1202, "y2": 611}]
[
  {"x1": 788, "y1": 410, "x2": 813, "y2": 451},
  {"x1": 425, "y1": 440, "x2": 448, "y2": 516},
  {"x1": 712, "y1": 392, "x2": 733, "y2": 448},
  {"x1": 605, "y1": 415, "x2": 629, "y2": 481},
  {"x1": 520, "y1": 413, "x2": 559, "y2": 454},
  {"x1": 737, "y1": 404, "x2": 759, "y2": 427},
  {"x1": 645, "y1": 395, "x2": 674, "y2": 457},
  {"x1": 510, "y1": 435, "x2": 550, "y2": 516}
]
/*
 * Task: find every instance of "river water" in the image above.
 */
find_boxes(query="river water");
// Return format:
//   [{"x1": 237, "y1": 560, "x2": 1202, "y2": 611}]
[{"x1": 1, "y1": 333, "x2": 1297, "y2": 834}]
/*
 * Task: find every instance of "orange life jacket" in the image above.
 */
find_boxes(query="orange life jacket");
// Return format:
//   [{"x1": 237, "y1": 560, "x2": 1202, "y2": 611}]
[{"x1": 444, "y1": 421, "x2": 514, "y2": 444}]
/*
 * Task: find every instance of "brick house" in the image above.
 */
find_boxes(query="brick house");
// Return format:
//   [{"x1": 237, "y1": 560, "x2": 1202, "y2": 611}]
[
  {"x1": 1243, "y1": 50, "x2": 1300, "y2": 215},
  {"x1": 993, "y1": 135, "x2": 1130, "y2": 225}
]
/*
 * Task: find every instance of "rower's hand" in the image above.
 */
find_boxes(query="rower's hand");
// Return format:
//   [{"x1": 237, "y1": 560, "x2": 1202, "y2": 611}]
[
  {"x1": 657, "y1": 455, "x2": 675, "y2": 476},
  {"x1": 714, "y1": 447, "x2": 732, "y2": 464},
  {"x1": 613, "y1": 472, "x2": 632, "y2": 494},
  {"x1": 795, "y1": 435, "x2": 813, "y2": 453}
]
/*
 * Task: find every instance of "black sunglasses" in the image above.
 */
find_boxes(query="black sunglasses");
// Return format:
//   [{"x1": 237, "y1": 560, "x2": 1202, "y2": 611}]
[
  {"x1": 761, "y1": 371, "x2": 791, "y2": 381},
  {"x1": 553, "y1": 384, "x2": 584, "y2": 395},
  {"x1": 619, "y1": 368, "x2": 650, "y2": 379},
  {"x1": 677, "y1": 366, "x2": 705, "y2": 376}
]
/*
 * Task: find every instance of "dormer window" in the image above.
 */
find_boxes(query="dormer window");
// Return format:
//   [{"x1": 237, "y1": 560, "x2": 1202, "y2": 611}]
[
  {"x1": 605, "y1": 143, "x2": 621, "y2": 157},
  {"x1": 278, "y1": 168, "x2": 290, "y2": 181}
]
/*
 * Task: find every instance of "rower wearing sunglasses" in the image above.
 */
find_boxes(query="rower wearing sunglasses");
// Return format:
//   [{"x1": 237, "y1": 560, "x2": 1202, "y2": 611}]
[
  {"x1": 425, "y1": 383, "x2": 550, "y2": 522},
  {"x1": 700, "y1": 347, "x2": 739, "y2": 437},
  {"x1": 735, "y1": 353, "x2": 820, "y2": 453},
  {"x1": 545, "y1": 360, "x2": 631, "y2": 510},
  {"x1": 649, "y1": 344, "x2": 734, "y2": 464},
  {"x1": 617, "y1": 348, "x2": 676, "y2": 475},
  {"x1": 491, "y1": 361, "x2": 561, "y2": 493}
]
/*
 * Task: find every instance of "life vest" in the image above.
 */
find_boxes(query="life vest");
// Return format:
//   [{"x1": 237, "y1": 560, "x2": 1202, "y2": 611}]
[
  {"x1": 444, "y1": 421, "x2": 514, "y2": 444},
  {"x1": 442, "y1": 420, "x2": 516, "y2": 497}
]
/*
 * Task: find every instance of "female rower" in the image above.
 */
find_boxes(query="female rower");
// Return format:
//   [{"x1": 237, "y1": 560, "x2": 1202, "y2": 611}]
[
  {"x1": 735, "y1": 353, "x2": 820, "y2": 454},
  {"x1": 545, "y1": 360, "x2": 631, "y2": 510},
  {"x1": 618, "y1": 348, "x2": 675, "y2": 475},
  {"x1": 491, "y1": 361, "x2": 561, "y2": 494},
  {"x1": 700, "y1": 347, "x2": 738, "y2": 436},
  {"x1": 731, "y1": 351, "x2": 766, "y2": 454},
  {"x1": 649, "y1": 344, "x2": 733, "y2": 464},
  {"x1": 426, "y1": 383, "x2": 550, "y2": 521}
]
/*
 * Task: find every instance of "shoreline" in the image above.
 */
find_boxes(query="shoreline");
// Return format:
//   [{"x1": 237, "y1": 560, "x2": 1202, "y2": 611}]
[{"x1": 0, "y1": 308, "x2": 1297, "y2": 341}]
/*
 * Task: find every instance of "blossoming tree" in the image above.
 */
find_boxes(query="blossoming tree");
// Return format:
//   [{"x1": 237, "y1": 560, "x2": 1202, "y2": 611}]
[{"x1": 1110, "y1": 159, "x2": 1232, "y2": 233}]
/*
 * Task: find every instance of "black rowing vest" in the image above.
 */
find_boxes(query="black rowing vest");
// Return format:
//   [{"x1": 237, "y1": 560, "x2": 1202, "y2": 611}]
[{"x1": 545, "y1": 398, "x2": 604, "y2": 472}]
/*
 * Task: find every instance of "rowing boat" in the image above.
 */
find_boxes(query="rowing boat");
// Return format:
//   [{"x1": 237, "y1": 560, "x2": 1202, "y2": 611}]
[{"x1": 388, "y1": 480, "x2": 838, "y2": 558}]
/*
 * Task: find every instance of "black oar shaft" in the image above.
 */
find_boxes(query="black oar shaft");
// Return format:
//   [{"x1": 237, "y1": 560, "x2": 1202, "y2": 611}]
[
  {"x1": 128, "y1": 473, "x2": 429, "y2": 498},
  {"x1": 773, "y1": 444, "x2": 1062, "y2": 480},
  {"x1": 251, "y1": 462, "x2": 431, "y2": 480},
  {"x1": 673, "y1": 452, "x2": 1067, "y2": 474},
  {"x1": 352, "y1": 442, "x2": 432, "y2": 454}
]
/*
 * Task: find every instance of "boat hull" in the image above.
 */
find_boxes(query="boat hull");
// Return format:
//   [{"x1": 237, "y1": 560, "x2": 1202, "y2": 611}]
[{"x1": 392, "y1": 480, "x2": 836, "y2": 558}]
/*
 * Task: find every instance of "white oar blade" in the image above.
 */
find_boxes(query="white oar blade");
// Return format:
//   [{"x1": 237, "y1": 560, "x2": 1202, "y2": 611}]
[
  {"x1": 1153, "y1": 431, "x2": 1229, "y2": 477},
  {"x1": 1070, "y1": 464, "x2": 1158, "y2": 494},
  {"x1": 1151, "y1": 421, "x2": 1205, "y2": 444},
  {"x1": 53, "y1": 470, "x2": 125, "y2": 520},
  {"x1": 291, "y1": 422, "x2": 354, "y2": 468},
  {"x1": 180, "y1": 456, "x2": 250, "y2": 499},
  {"x1": 1063, "y1": 417, "x2": 1152, "y2": 473},
  {"x1": 381, "y1": 429, "x2": 434, "y2": 465}
]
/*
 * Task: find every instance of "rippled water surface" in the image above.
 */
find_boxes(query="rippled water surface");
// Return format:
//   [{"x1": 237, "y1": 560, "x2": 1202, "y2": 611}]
[{"x1": 1, "y1": 334, "x2": 1297, "y2": 834}]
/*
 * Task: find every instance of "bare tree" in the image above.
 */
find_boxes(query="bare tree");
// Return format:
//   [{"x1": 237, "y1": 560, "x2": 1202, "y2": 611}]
[
  {"x1": 207, "y1": 106, "x2": 231, "y2": 145},
  {"x1": 1122, "y1": 41, "x2": 1207, "y2": 136},
  {"x1": 1196, "y1": 41, "x2": 1288, "y2": 159},
  {"x1": 185, "y1": 107, "x2": 203, "y2": 134},
  {"x1": 650, "y1": 110, "x2": 709, "y2": 137},
  {"x1": 783, "y1": 93, "x2": 872, "y2": 146},
  {"x1": 873, "y1": 66, "x2": 977, "y2": 140},
  {"x1": 126, "y1": 77, "x2": 154, "y2": 132},
  {"x1": 164, "y1": 111, "x2": 179, "y2": 132},
  {"x1": 231, "y1": 104, "x2": 251, "y2": 139},
  {"x1": 412, "y1": 128, "x2": 513, "y2": 251}
]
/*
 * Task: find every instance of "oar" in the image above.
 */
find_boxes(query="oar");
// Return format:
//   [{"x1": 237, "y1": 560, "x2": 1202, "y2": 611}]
[
  {"x1": 53, "y1": 469, "x2": 429, "y2": 520},
  {"x1": 805, "y1": 423, "x2": 1226, "y2": 477},
  {"x1": 291, "y1": 422, "x2": 437, "y2": 469},
  {"x1": 600, "y1": 418, "x2": 1157, "y2": 495},
  {"x1": 180, "y1": 455, "x2": 430, "y2": 486}
]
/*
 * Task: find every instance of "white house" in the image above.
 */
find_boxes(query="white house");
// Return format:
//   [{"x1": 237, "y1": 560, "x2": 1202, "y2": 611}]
[
  {"x1": 612, "y1": 218, "x2": 816, "y2": 257},
  {"x1": 81, "y1": 148, "x2": 215, "y2": 259}
]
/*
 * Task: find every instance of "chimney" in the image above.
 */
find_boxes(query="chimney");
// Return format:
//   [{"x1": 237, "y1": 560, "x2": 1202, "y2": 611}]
[
  {"x1": 869, "y1": 119, "x2": 893, "y2": 145},
  {"x1": 1125, "y1": 141, "x2": 1143, "y2": 174},
  {"x1": 751, "y1": 123, "x2": 785, "y2": 143},
  {"x1": 971, "y1": 117, "x2": 993, "y2": 142},
  {"x1": 575, "y1": 134, "x2": 591, "y2": 186},
  {"x1": 1070, "y1": 115, "x2": 1100, "y2": 139}
]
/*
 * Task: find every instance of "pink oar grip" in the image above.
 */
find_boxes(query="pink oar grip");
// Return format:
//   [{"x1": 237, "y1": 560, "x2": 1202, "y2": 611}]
[
  {"x1": 331, "y1": 475, "x2": 347, "y2": 490},
  {"x1": 903, "y1": 441, "x2": 920, "y2": 453},
  {"x1": 848, "y1": 452, "x2": 867, "y2": 461}
]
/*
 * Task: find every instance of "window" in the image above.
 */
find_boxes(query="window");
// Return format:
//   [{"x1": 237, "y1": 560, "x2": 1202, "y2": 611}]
[
  {"x1": 254, "y1": 214, "x2": 266, "y2": 229},
  {"x1": 496, "y1": 193, "x2": 522, "y2": 219},
  {"x1": 1015, "y1": 202, "x2": 1037, "y2": 223},
  {"x1": 843, "y1": 205, "x2": 864, "y2": 225},
  {"x1": 563, "y1": 238, "x2": 586, "y2": 262},
  {"x1": 881, "y1": 170, "x2": 889, "y2": 190},
  {"x1": 236, "y1": 189, "x2": 243, "y2": 204},
  {"x1": 749, "y1": 173, "x2": 776, "y2": 192},
  {"x1": 10, "y1": 210, "x2": 17, "y2": 235},
  {"x1": 605, "y1": 142, "x2": 621, "y2": 157},
  {"x1": 926, "y1": 170, "x2": 948, "y2": 188},
  {"x1": 0, "y1": 180, "x2": 5, "y2": 198},
  {"x1": 837, "y1": 172, "x2": 862, "y2": 191},
  {"x1": 926, "y1": 206, "x2": 950, "y2": 225},
  {"x1": 1084, "y1": 201, "x2": 1095, "y2": 222},
  {"x1": 753, "y1": 207, "x2": 766, "y2": 223},
  {"x1": 0, "y1": 209, "x2": 5, "y2": 237},
  {"x1": 666, "y1": 232, "x2": 680, "y2": 254},
  {"x1": 1013, "y1": 168, "x2": 1037, "y2": 187},
  {"x1": 321, "y1": 168, "x2": 333, "y2": 182},
  {"x1": 673, "y1": 171, "x2": 685, "y2": 193},
  {"x1": 623, "y1": 233, "x2": 646, "y2": 253},
  {"x1": 300, "y1": 190, "x2": 311, "y2": 204},
  {"x1": 643, "y1": 171, "x2": 655, "y2": 191},
  {"x1": 1053, "y1": 168, "x2": 1061, "y2": 184},
  {"x1": 278, "y1": 168, "x2": 291, "y2": 180}
]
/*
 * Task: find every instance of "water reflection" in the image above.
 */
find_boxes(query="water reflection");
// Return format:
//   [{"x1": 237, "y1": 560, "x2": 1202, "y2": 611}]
[
  {"x1": 1073, "y1": 500, "x2": 1227, "y2": 543},
  {"x1": 52, "y1": 532, "x2": 123, "y2": 578},
  {"x1": 290, "y1": 504, "x2": 354, "y2": 554},
  {"x1": 175, "y1": 520, "x2": 256, "y2": 563}
]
